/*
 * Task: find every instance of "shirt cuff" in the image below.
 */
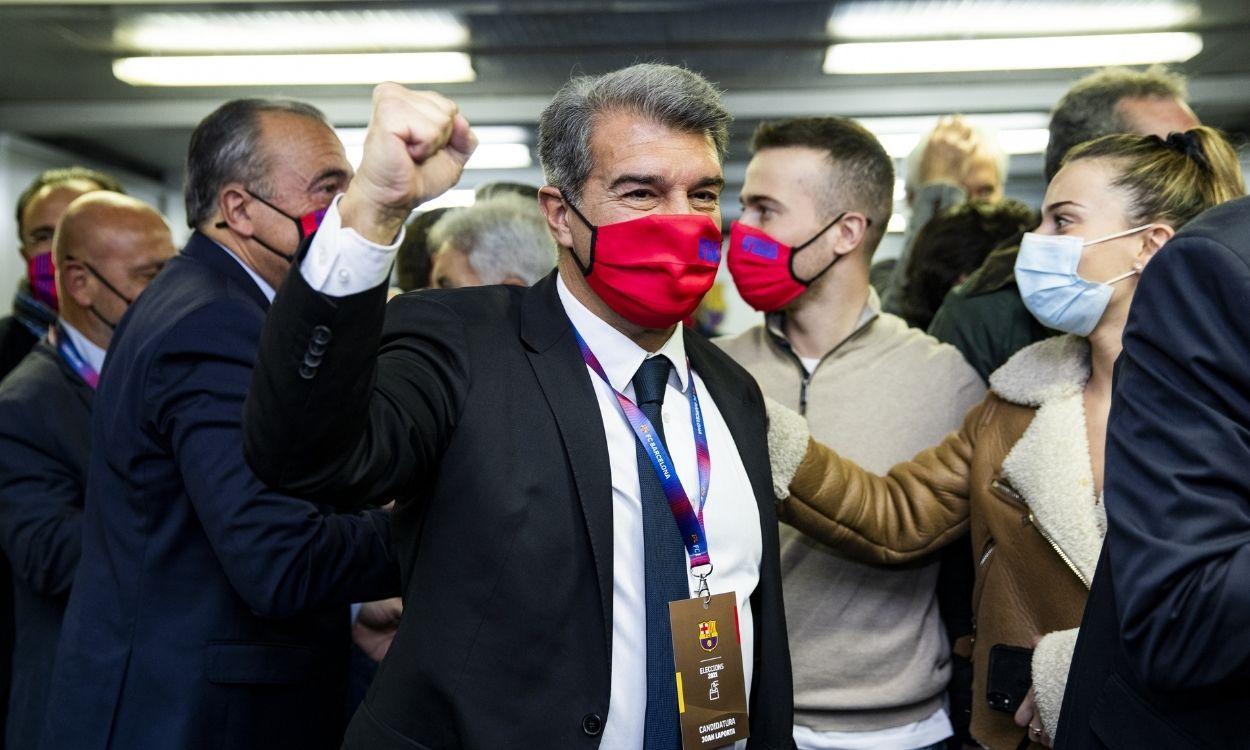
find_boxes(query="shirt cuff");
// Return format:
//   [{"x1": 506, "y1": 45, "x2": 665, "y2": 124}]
[{"x1": 300, "y1": 194, "x2": 406, "y2": 296}]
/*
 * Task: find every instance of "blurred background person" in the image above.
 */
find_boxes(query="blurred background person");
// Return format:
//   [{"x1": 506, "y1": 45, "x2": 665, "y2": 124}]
[
  {"x1": 874, "y1": 116, "x2": 1006, "y2": 310},
  {"x1": 0, "y1": 165, "x2": 120, "y2": 748},
  {"x1": 2, "y1": 167, "x2": 122, "y2": 381},
  {"x1": 472, "y1": 180, "x2": 538, "y2": 201},
  {"x1": 721, "y1": 116, "x2": 984, "y2": 750},
  {"x1": 392, "y1": 207, "x2": 449, "y2": 295},
  {"x1": 0, "y1": 192, "x2": 173, "y2": 750},
  {"x1": 43, "y1": 98, "x2": 401, "y2": 750},
  {"x1": 896, "y1": 200, "x2": 1036, "y2": 331},
  {"x1": 929, "y1": 65, "x2": 1199, "y2": 382},
  {"x1": 427, "y1": 192, "x2": 557, "y2": 289},
  {"x1": 766, "y1": 126, "x2": 1244, "y2": 749}
]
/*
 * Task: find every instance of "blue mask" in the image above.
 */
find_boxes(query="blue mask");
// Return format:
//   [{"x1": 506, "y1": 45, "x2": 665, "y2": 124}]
[{"x1": 1015, "y1": 225, "x2": 1150, "y2": 337}]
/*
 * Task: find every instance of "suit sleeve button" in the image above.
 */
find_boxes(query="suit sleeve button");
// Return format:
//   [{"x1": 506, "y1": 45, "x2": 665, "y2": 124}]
[
  {"x1": 581, "y1": 713, "x2": 603, "y2": 736},
  {"x1": 298, "y1": 365, "x2": 316, "y2": 380},
  {"x1": 311, "y1": 325, "x2": 332, "y2": 345}
]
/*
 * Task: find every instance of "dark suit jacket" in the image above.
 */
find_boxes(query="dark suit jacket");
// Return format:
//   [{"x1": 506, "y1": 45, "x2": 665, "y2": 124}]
[
  {"x1": 242, "y1": 267, "x2": 794, "y2": 749},
  {"x1": 43, "y1": 233, "x2": 401, "y2": 750},
  {"x1": 0, "y1": 339, "x2": 90, "y2": 750},
  {"x1": 0, "y1": 312, "x2": 38, "y2": 749},
  {"x1": 1056, "y1": 197, "x2": 1250, "y2": 749},
  {"x1": 0, "y1": 316, "x2": 38, "y2": 385}
]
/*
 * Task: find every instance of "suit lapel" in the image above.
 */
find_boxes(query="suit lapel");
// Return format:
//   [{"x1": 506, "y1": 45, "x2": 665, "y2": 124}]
[{"x1": 520, "y1": 273, "x2": 615, "y2": 647}]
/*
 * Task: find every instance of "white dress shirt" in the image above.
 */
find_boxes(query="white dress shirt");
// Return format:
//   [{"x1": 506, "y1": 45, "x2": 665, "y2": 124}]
[
  {"x1": 304, "y1": 197, "x2": 762, "y2": 749},
  {"x1": 59, "y1": 319, "x2": 106, "y2": 374}
]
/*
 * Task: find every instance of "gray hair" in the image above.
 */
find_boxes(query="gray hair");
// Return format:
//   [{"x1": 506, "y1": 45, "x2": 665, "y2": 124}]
[
  {"x1": 428, "y1": 194, "x2": 557, "y2": 285},
  {"x1": 537, "y1": 63, "x2": 731, "y2": 205},
  {"x1": 1045, "y1": 65, "x2": 1188, "y2": 182},
  {"x1": 184, "y1": 98, "x2": 330, "y2": 228},
  {"x1": 904, "y1": 121, "x2": 1008, "y2": 195}
]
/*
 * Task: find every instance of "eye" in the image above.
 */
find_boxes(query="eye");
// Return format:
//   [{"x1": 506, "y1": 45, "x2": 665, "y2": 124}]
[{"x1": 624, "y1": 188, "x2": 656, "y2": 200}]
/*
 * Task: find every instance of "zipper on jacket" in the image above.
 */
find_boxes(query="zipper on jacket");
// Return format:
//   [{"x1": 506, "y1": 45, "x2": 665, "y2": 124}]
[
  {"x1": 767, "y1": 310, "x2": 877, "y2": 418},
  {"x1": 1024, "y1": 513, "x2": 1090, "y2": 589},
  {"x1": 978, "y1": 541, "x2": 997, "y2": 568},
  {"x1": 992, "y1": 477, "x2": 1090, "y2": 589}
]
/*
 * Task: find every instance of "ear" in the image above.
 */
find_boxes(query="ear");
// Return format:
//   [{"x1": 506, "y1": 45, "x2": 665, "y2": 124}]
[
  {"x1": 538, "y1": 186, "x2": 574, "y2": 250},
  {"x1": 1137, "y1": 223, "x2": 1175, "y2": 270},
  {"x1": 216, "y1": 182, "x2": 256, "y2": 236},
  {"x1": 830, "y1": 212, "x2": 871, "y2": 259},
  {"x1": 58, "y1": 259, "x2": 94, "y2": 309}
]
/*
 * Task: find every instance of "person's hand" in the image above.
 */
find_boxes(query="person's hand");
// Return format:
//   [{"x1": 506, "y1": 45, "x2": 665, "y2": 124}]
[
  {"x1": 340, "y1": 83, "x2": 478, "y2": 245},
  {"x1": 917, "y1": 115, "x2": 981, "y2": 188},
  {"x1": 1013, "y1": 686, "x2": 1053, "y2": 747},
  {"x1": 352, "y1": 597, "x2": 403, "y2": 662}
]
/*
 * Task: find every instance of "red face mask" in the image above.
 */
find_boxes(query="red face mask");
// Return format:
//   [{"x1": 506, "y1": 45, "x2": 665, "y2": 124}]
[
  {"x1": 726, "y1": 214, "x2": 849, "y2": 312},
  {"x1": 26, "y1": 251, "x2": 58, "y2": 311},
  {"x1": 567, "y1": 201, "x2": 722, "y2": 329}
]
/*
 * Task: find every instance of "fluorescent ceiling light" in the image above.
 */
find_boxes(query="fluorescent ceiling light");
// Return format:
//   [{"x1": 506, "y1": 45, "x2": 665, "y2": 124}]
[
  {"x1": 857, "y1": 112, "x2": 1050, "y2": 134},
  {"x1": 418, "y1": 189, "x2": 476, "y2": 212},
  {"x1": 113, "y1": 52, "x2": 475, "y2": 87},
  {"x1": 337, "y1": 126, "x2": 528, "y2": 147},
  {"x1": 115, "y1": 9, "x2": 468, "y2": 53},
  {"x1": 337, "y1": 128, "x2": 531, "y2": 171},
  {"x1": 829, "y1": 0, "x2": 1199, "y2": 40},
  {"x1": 877, "y1": 128, "x2": 1050, "y2": 158},
  {"x1": 887, "y1": 214, "x2": 906, "y2": 234},
  {"x1": 825, "y1": 32, "x2": 1202, "y2": 74}
]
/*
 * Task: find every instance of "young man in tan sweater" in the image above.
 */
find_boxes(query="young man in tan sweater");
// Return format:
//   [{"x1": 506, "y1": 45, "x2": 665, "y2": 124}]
[{"x1": 718, "y1": 117, "x2": 985, "y2": 750}]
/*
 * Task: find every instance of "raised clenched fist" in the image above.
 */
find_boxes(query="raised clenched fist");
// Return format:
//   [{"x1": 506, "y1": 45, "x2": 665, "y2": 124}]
[{"x1": 340, "y1": 83, "x2": 478, "y2": 244}]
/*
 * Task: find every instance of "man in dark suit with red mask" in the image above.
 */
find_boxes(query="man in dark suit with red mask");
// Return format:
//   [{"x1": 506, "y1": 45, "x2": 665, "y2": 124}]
[{"x1": 243, "y1": 64, "x2": 794, "y2": 750}]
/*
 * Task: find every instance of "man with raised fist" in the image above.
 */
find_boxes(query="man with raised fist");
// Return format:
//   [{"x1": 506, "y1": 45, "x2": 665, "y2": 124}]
[{"x1": 243, "y1": 66, "x2": 794, "y2": 750}]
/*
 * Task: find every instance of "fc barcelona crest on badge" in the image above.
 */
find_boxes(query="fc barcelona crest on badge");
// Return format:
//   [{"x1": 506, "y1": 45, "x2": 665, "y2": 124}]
[{"x1": 699, "y1": 619, "x2": 718, "y2": 652}]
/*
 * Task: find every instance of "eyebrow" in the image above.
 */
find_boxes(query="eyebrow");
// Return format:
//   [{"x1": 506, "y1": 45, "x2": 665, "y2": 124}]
[
  {"x1": 739, "y1": 192, "x2": 777, "y2": 206},
  {"x1": 307, "y1": 167, "x2": 350, "y2": 189},
  {"x1": 1043, "y1": 200, "x2": 1085, "y2": 213},
  {"x1": 607, "y1": 174, "x2": 726, "y2": 192}
]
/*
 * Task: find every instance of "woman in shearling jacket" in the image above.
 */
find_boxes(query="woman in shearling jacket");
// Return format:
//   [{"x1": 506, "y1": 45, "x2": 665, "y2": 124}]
[{"x1": 764, "y1": 127, "x2": 1244, "y2": 750}]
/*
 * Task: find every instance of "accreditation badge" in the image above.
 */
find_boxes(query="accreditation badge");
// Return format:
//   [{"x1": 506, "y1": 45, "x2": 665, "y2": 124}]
[{"x1": 669, "y1": 591, "x2": 749, "y2": 749}]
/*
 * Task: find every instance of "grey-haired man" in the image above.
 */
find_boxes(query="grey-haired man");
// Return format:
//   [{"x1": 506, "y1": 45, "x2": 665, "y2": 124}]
[{"x1": 243, "y1": 65, "x2": 794, "y2": 749}]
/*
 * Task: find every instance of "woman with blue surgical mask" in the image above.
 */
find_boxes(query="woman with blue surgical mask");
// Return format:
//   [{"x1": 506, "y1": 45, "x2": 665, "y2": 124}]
[{"x1": 761, "y1": 126, "x2": 1245, "y2": 750}]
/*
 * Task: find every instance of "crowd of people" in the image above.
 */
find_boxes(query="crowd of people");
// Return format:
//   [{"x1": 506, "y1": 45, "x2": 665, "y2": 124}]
[{"x1": 0, "y1": 59, "x2": 1245, "y2": 750}]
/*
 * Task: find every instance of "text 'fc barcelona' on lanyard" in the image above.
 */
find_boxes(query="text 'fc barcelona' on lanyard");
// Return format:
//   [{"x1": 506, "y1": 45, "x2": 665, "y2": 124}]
[
  {"x1": 47, "y1": 324, "x2": 99, "y2": 390},
  {"x1": 572, "y1": 327, "x2": 716, "y2": 604}
]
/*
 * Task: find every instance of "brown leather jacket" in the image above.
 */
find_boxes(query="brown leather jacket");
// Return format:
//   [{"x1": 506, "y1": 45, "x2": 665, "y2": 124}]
[{"x1": 770, "y1": 336, "x2": 1106, "y2": 749}]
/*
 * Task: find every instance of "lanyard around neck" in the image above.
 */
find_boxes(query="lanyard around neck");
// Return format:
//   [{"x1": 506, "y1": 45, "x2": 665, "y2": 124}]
[
  {"x1": 573, "y1": 327, "x2": 714, "y2": 579},
  {"x1": 48, "y1": 324, "x2": 99, "y2": 390}
]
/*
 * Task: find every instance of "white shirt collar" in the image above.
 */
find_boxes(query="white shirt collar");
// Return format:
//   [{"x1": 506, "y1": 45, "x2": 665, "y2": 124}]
[
  {"x1": 211, "y1": 240, "x2": 277, "y2": 303},
  {"x1": 555, "y1": 273, "x2": 690, "y2": 394},
  {"x1": 58, "y1": 318, "x2": 107, "y2": 374}
]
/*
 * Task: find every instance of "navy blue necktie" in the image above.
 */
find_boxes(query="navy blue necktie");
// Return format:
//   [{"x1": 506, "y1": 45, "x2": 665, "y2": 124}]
[{"x1": 632, "y1": 355, "x2": 687, "y2": 750}]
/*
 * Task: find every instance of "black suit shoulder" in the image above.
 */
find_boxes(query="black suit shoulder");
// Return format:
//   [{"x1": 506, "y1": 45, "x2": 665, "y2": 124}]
[{"x1": 0, "y1": 316, "x2": 39, "y2": 383}]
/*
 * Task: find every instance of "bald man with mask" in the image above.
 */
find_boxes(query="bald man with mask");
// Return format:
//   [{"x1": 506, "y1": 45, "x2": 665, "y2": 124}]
[{"x1": 0, "y1": 192, "x2": 174, "y2": 750}]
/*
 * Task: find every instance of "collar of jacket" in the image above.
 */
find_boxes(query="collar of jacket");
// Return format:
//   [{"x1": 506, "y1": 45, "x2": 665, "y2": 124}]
[
  {"x1": 763, "y1": 286, "x2": 881, "y2": 357},
  {"x1": 990, "y1": 334, "x2": 1105, "y2": 586}
]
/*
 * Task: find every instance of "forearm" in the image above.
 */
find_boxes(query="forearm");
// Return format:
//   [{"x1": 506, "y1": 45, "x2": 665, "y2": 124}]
[{"x1": 778, "y1": 436, "x2": 971, "y2": 563}]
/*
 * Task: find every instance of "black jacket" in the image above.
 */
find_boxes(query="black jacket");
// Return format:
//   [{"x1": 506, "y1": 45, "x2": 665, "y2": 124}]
[
  {"x1": 0, "y1": 339, "x2": 90, "y2": 749},
  {"x1": 1056, "y1": 197, "x2": 1250, "y2": 749},
  {"x1": 43, "y1": 233, "x2": 400, "y2": 750},
  {"x1": 243, "y1": 267, "x2": 795, "y2": 750}
]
